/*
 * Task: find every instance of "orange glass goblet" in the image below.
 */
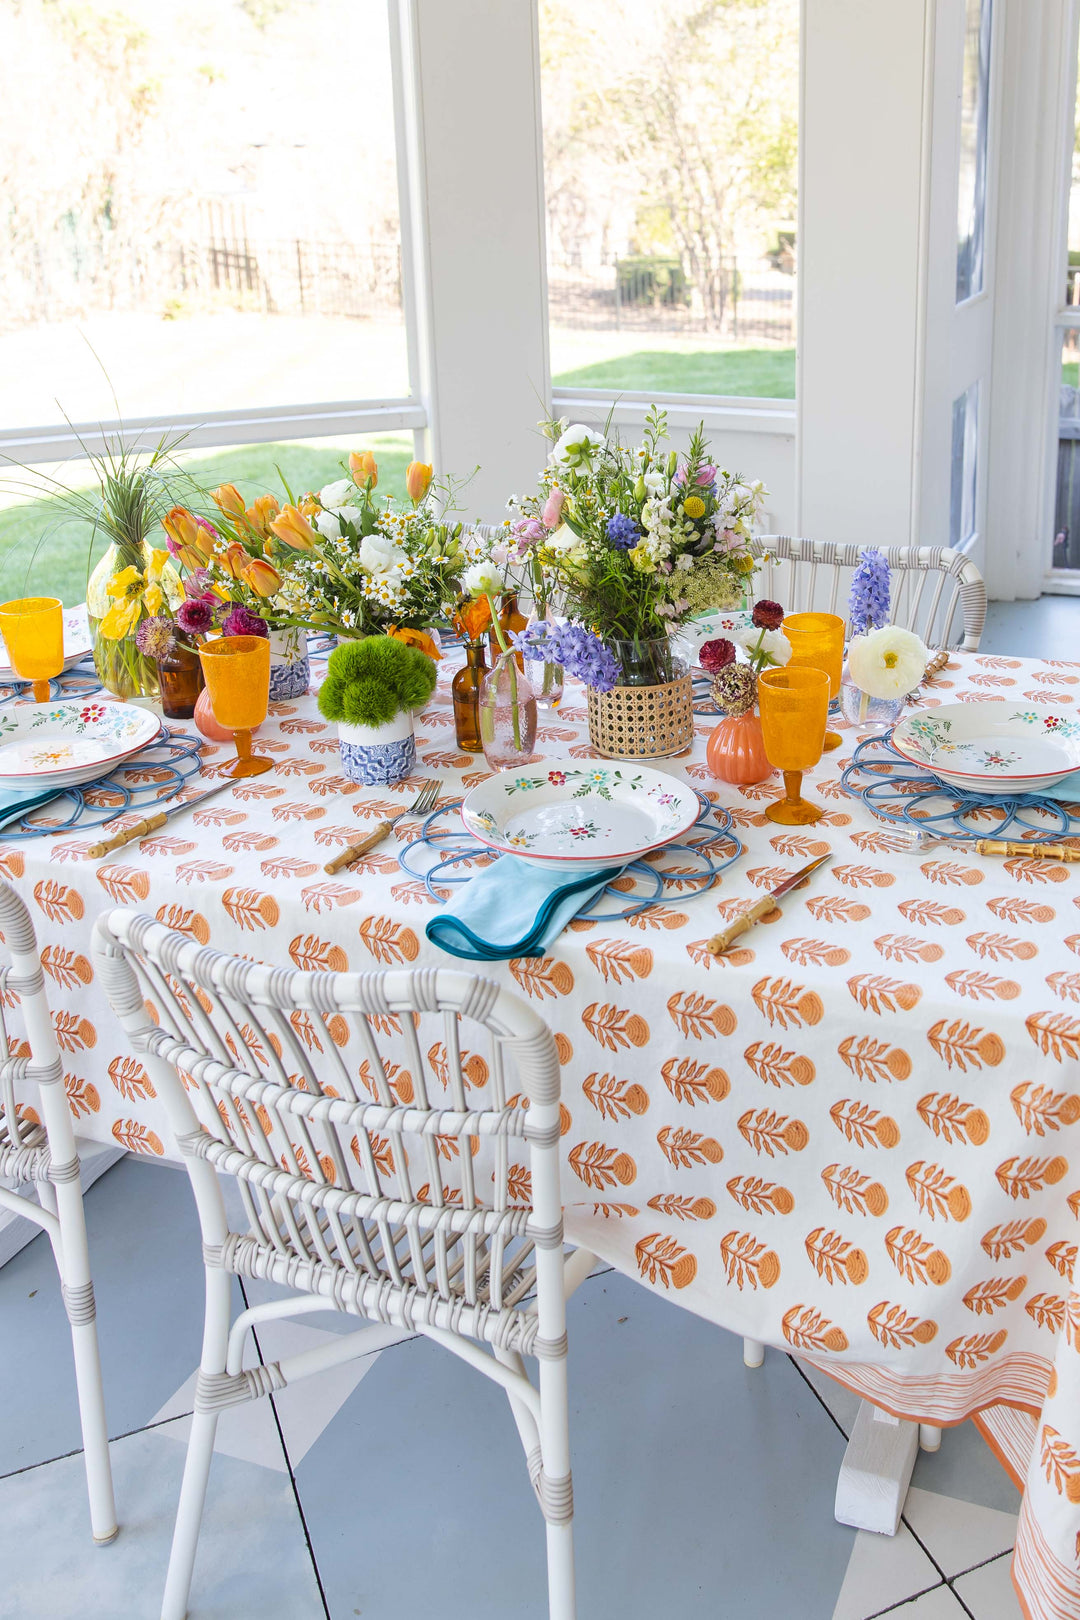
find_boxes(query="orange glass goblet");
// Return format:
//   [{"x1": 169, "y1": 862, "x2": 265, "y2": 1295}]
[
  {"x1": 758, "y1": 665, "x2": 830, "y2": 825},
  {"x1": 783, "y1": 612, "x2": 845, "y2": 751},
  {"x1": 0, "y1": 596, "x2": 64, "y2": 703},
  {"x1": 197, "y1": 635, "x2": 273, "y2": 778}
]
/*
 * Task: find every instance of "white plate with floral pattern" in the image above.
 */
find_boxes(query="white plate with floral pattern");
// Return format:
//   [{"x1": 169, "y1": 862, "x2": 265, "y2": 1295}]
[
  {"x1": 0, "y1": 700, "x2": 161, "y2": 789},
  {"x1": 0, "y1": 604, "x2": 92, "y2": 683},
  {"x1": 891, "y1": 702, "x2": 1080, "y2": 793},
  {"x1": 670, "y1": 608, "x2": 754, "y2": 667},
  {"x1": 461, "y1": 760, "x2": 701, "y2": 871}
]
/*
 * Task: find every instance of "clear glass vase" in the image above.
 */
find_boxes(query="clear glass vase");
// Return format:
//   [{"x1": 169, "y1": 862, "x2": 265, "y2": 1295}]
[
  {"x1": 522, "y1": 608, "x2": 563, "y2": 710},
  {"x1": 480, "y1": 650, "x2": 537, "y2": 771},
  {"x1": 608, "y1": 634, "x2": 683, "y2": 687},
  {"x1": 86, "y1": 540, "x2": 181, "y2": 700},
  {"x1": 840, "y1": 666, "x2": 906, "y2": 734}
]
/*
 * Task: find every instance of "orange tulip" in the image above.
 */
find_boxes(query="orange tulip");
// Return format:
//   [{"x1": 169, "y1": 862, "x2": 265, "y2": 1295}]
[
  {"x1": 210, "y1": 483, "x2": 246, "y2": 519},
  {"x1": 244, "y1": 493, "x2": 280, "y2": 537},
  {"x1": 242, "y1": 556, "x2": 282, "y2": 598},
  {"x1": 163, "y1": 506, "x2": 212, "y2": 570},
  {"x1": 219, "y1": 543, "x2": 249, "y2": 581},
  {"x1": 388, "y1": 624, "x2": 440, "y2": 661},
  {"x1": 268, "y1": 504, "x2": 318, "y2": 552},
  {"x1": 298, "y1": 493, "x2": 321, "y2": 519},
  {"x1": 454, "y1": 597, "x2": 491, "y2": 643},
  {"x1": 405, "y1": 461, "x2": 433, "y2": 504},
  {"x1": 349, "y1": 450, "x2": 378, "y2": 490}
]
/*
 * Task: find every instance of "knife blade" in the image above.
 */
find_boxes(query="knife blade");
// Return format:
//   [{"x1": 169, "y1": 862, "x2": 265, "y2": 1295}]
[
  {"x1": 85, "y1": 777, "x2": 235, "y2": 859},
  {"x1": 705, "y1": 852, "x2": 832, "y2": 956}
]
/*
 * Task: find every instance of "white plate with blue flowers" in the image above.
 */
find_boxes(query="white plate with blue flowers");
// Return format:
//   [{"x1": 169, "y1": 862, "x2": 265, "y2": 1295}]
[
  {"x1": 892, "y1": 702, "x2": 1080, "y2": 793},
  {"x1": 0, "y1": 700, "x2": 161, "y2": 790},
  {"x1": 461, "y1": 759, "x2": 700, "y2": 871}
]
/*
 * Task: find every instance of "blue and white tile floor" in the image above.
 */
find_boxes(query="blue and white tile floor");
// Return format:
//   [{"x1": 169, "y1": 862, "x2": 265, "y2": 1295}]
[{"x1": 0, "y1": 1159, "x2": 1021, "y2": 1620}]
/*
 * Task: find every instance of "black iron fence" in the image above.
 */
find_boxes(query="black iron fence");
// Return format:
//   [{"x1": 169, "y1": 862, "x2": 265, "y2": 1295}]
[{"x1": 547, "y1": 252, "x2": 794, "y2": 343}]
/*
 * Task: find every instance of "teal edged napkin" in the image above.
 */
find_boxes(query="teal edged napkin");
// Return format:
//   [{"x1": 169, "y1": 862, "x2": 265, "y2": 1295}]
[
  {"x1": 0, "y1": 785, "x2": 66, "y2": 832},
  {"x1": 426, "y1": 855, "x2": 623, "y2": 962}
]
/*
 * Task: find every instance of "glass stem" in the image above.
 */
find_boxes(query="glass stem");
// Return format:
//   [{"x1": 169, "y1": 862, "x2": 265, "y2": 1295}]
[
  {"x1": 783, "y1": 770, "x2": 803, "y2": 807},
  {"x1": 235, "y1": 729, "x2": 252, "y2": 764},
  {"x1": 31, "y1": 679, "x2": 50, "y2": 703}
]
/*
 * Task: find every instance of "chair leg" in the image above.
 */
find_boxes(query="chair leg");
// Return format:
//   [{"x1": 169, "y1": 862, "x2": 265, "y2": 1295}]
[
  {"x1": 537, "y1": 1352, "x2": 576, "y2": 1620},
  {"x1": 161, "y1": 1267, "x2": 231, "y2": 1620},
  {"x1": 545, "y1": 1520, "x2": 576, "y2": 1620}
]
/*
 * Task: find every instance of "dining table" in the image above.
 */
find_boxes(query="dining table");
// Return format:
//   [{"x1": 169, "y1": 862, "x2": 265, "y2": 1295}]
[{"x1": 5, "y1": 640, "x2": 1080, "y2": 1620}]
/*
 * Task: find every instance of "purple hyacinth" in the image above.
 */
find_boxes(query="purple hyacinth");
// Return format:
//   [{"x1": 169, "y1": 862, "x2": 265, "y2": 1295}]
[
  {"x1": 222, "y1": 605, "x2": 268, "y2": 639},
  {"x1": 606, "y1": 512, "x2": 640, "y2": 551},
  {"x1": 848, "y1": 548, "x2": 891, "y2": 635}
]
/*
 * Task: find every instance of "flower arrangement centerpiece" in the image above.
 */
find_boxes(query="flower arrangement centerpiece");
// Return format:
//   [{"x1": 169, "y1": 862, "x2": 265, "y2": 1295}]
[
  {"x1": 512, "y1": 408, "x2": 765, "y2": 758},
  {"x1": 316, "y1": 635, "x2": 437, "y2": 786},
  {"x1": 702, "y1": 599, "x2": 791, "y2": 786},
  {"x1": 839, "y1": 549, "x2": 929, "y2": 731}
]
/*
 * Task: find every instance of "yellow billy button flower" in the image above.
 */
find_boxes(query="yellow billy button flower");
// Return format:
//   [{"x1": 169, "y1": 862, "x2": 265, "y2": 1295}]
[
  {"x1": 682, "y1": 495, "x2": 706, "y2": 520},
  {"x1": 268, "y1": 504, "x2": 319, "y2": 552},
  {"x1": 210, "y1": 483, "x2": 246, "y2": 519},
  {"x1": 349, "y1": 450, "x2": 378, "y2": 490},
  {"x1": 405, "y1": 461, "x2": 433, "y2": 504},
  {"x1": 242, "y1": 556, "x2": 282, "y2": 598}
]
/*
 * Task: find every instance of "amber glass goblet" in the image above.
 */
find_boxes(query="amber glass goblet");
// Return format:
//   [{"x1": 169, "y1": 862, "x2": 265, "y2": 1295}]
[
  {"x1": 758, "y1": 665, "x2": 830, "y2": 825},
  {"x1": 198, "y1": 635, "x2": 273, "y2": 778},
  {"x1": 783, "y1": 612, "x2": 845, "y2": 750},
  {"x1": 0, "y1": 596, "x2": 64, "y2": 702}
]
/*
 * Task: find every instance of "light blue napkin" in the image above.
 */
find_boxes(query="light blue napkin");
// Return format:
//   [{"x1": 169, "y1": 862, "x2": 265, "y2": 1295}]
[
  {"x1": 1046, "y1": 772, "x2": 1080, "y2": 801},
  {"x1": 426, "y1": 855, "x2": 623, "y2": 962},
  {"x1": 0, "y1": 785, "x2": 68, "y2": 832}
]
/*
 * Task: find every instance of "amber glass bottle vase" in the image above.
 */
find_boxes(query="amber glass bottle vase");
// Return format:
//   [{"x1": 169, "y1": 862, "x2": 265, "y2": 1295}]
[{"x1": 452, "y1": 643, "x2": 488, "y2": 753}]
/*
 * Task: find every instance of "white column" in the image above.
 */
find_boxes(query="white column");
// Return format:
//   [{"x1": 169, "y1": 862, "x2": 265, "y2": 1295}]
[{"x1": 393, "y1": 0, "x2": 550, "y2": 522}]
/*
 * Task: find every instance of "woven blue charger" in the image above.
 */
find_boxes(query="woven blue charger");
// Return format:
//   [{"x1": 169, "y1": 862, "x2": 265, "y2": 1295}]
[
  {"x1": 838, "y1": 730, "x2": 1079, "y2": 843},
  {"x1": 397, "y1": 789, "x2": 742, "y2": 921}
]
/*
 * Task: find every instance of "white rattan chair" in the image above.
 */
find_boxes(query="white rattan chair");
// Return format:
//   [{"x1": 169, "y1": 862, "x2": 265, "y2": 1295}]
[
  {"x1": 92, "y1": 910, "x2": 596, "y2": 1620},
  {"x1": 750, "y1": 536, "x2": 987, "y2": 650},
  {"x1": 0, "y1": 880, "x2": 117, "y2": 1544}
]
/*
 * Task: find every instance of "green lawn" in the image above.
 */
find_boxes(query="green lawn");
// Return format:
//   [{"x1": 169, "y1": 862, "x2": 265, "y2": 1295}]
[
  {"x1": 0, "y1": 435, "x2": 412, "y2": 607},
  {"x1": 1065, "y1": 362, "x2": 1078, "y2": 387},
  {"x1": 553, "y1": 347, "x2": 796, "y2": 399}
]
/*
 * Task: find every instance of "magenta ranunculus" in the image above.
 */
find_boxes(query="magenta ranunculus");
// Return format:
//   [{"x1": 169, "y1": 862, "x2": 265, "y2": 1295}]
[
  {"x1": 751, "y1": 599, "x2": 785, "y2": 631},
  {"x1": 221, "y1": 605, "x2": 268, "y2": 638},
  {"x1": 176, "y1": 596, "x2": 218, "y2": 635},
  {"x1": 699, "y1": 638, "x2": 736, "y2": 674},
  {"x1": 541, "y1": 488, "x2": 565, "y2": 529}
]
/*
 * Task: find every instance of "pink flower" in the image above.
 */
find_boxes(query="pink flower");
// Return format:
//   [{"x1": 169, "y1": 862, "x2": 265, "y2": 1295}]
[
  {"x1": 222, "y1": 605, "x2": 268, "y2": 638},
  {"x1": 700, "y1": 638, "x2": 736, "y2": 674},
  {"x1": 176, "y1": 595, "x2": 218, "y2": 635},
  {"x1": 513, "y1": 518, "x2": 545, "y2": 545},
  {"x1": 541, "y1": 488, "x2": 565, "y2": 528}
]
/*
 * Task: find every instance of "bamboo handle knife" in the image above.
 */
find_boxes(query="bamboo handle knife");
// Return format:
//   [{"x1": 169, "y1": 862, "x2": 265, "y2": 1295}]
[
  {"x1": 706, "y1": 895, "x2": 778, "y2": 955},
  {"x1": 86, "y1": 811, "x2": 171, "y2": 859},
  {"x1": 324, "y1": 821, "x2": 393, "y2": 874}
]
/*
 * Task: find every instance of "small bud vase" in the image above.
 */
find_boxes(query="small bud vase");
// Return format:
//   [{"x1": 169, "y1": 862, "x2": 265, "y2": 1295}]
[
  {"x1": 521, "y1": 608, "x2": 563, "y2": 710},
  {"x1": 480, "y1": 650, "x2": 537, "y2": 771},
  {"x1": 268, "y1": 627, "x2": 310, "y2": 700},
  {"x1": 839, "y1": 667, "x2": 905, "y2": 733},
  {"x1": 706, "y1": 708, "x2": 773, "y2": 786}
]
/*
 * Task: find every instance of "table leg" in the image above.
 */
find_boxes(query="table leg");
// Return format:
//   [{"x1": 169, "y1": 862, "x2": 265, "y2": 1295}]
[
  {"x1": 743, "y1": 1337, "x2": 765, "y2": 1368},
  {"x1": 919, "y1": 1424, "x2": 942, "y2": 1452},
  {"x1": 834, "y1": 1400, "x2": 919, "y2": 1536}
]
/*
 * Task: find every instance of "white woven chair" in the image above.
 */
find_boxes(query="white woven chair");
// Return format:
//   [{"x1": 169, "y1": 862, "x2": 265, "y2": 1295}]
[
  {"x1": 92, "y1": 910, "x2": 596, "y2": 1620},
  {"x1": 0, "y1": 880, "x2": 117, "y2": 1544},
  {"x1": 750, "y1": 536, "x2": 987, "y2": 650}
]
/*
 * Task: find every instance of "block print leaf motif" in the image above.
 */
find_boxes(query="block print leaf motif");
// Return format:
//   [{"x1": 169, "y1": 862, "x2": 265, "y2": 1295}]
[
  {"x1": 829, "y1": 1100, "x2": 900, "y2": 1150},
  {"x1": 906, "y1": 1161, "x2": 972, "y2": 1222},
  {"x1": 987, "y1": 896, "x2": 1056, "y2": 926},
  {"x1": 634, "y1": 1232, "x2": 697, "y2": 1290},
  {"x1": 966, "y1": 931, "x2": 1037, "y2": 962},
  {"x1": 625, "y1": 904, "x2": 690, "y2": 932},
  {"x1": 769, "y1": 832, "x2": 830, "y2": 859},
  {"x1": 927, "y1": 1019, "x2": 1005, "y2": 1071},
  {"x1": 898, "y1": 900, "x2": 966, "y2": 926},
  {"x1": 726, "y1": 1176, "x2": 794, "y2": 1215},
  {"x1": 720, "y1": 1230, "x2": 780, "y2": 1289},
  {"x1": 781, "y1": 1305, "x2": 848, "y2": 1352},
  {"x1": 874, "y1": 935, "x2": 944, "y2": 965},
  {"x1": 962, "y1": 1276, "x2": 1026, "y2": 1316},
  {"x1": 138, "y1": 835, "x2": 197, "y2": 858},
  {"x1": 582, "y1": 1002, "x2": 651, "y2": 1050},
  {"x1": 288, "y1": 935, "x2": 349, "y2": 973},
  {"x1": 154, "y1": 904, "x2": 210, "y2": 944},
  {"x1": 667, "y1": 992, "x2": 737, "y2": 1038},
  {"x1": 1010, "y1": 1082, "x2": 1080, "y2": 1136},
  {"x1": 260, "y1": 856, "x2": 319, "y2": 879},
  {"x1": 33, "y1": 880, "x2": 84, "y2": 923},
  {"x1": 1003, "y1": 857, "x2": 1069, "y2": 885},
  {"x1": 838, "y1": 1036, "x2": 912, "y2": 1082},
  {"x1": 222, "y1": 888, "x2": 280, "y2": 931},
  {"x1": 945, "y1": 1330, "x2": 1007, "y2": 1369},
  {"x1": 850, "y1": 830, "x2": 915, "y2": 854},
  {"x1": 302, "y1": 882, "x2": 364, "y2": 915},
  {"x1": 743, "y1": 1041, "x2": 815, "y2": 1087},
  {"x1": 585, "y1": 938, "x2": 653, "y2": 984},
  {"x1": 647, "y1": 1193, "x2": 716, "y2": 1221},
  {"x1": 885, "y1": 1227, "x2": 952, "y2": 1286},
  {"x1": 52, "y1": 1011, "x2": 96, "y2": 1052},
  {"x1": 995, "y1": 1155, "x2": 1069, "y2": 1199},
  {"x1": 806, "y1": 895, "x2": 872, "y2": 923},
  {"x1": 751, "y1": 977, "x2": 823, "y2": 1030},
  {"x1": 944, "y1": 970, "x2": 1020, "y2": 1001},
  {"x1": 737, "y1": 1108, "x2": 808, "y2": 1157},
  {"x1": 358, "y1": 916, "x2": 420, "y2": 964},
  {"x1": 64, "y1": 1073, "x2": 100, "y2": 1117},
  {"x1": 847, "y1": 974, "x2": 921, "y2": 1014},
  {"x1": 314, "y1": 826, "x2": 363, "y2": 849},
  {"x1": 656, "y1": 1126, "x2": 722, "y2": 1168},
  {"x1": 1025, "y1": 1293, "x2": 1066, "y2": 1332},
  {"x1": 96, "y1": 863, "x2": 152, "y2": 903},
  {"x1": 1047, "y1": 972, "x2": 1080, "y2": 1003},
  {"x1": 1045, "y1": 1240, "x2": 1078, "y2": 1279},
  {"x1": 981, "y1": 1218, "x2": 1047, "y2": 1260},
  {"x1": 823, "y1": 1164, "x2": 889, "y2": 1217},
  {"x1": 1026, "y1": 1011, "x2": 1080, "y2": 1062},
  {"x1": 350, "y1": 1132, "x2": 395, "y2": 1178},
  {"x1": 390, "y1": 880, "x2": 443, "y2": 906},
  {"x1": 685, "y1": 939, "x2": 755, "y2": 969},
  {"x1": 0, "y1": 847, "x2": 24, "y2": 879},
  {"x1": 568, "y1": 1140, "x2": 637, "y2": 1190},
  {"x1": 509, "y1": 957, "x2": 574, "y2": 999},
  {"x1": 832, "y1": 865, "x2": 895, "y2": 889},
  {"x1": 289, "y1": 1010, "x2": 324, "y2": 1052},
  {"x1": 1041, "y1": 1426, "x2": 1080, "y2": 1500},
  {"x1": 1068, "y1": 1295, "x2": 1080, "y2": 1352},
  {"x1": 805, "y1": 1228, "x2": 868, "y2": 1285},
  {"x1": 867, "y1": 1301, "x2": 937, "y2": 1349},
  {"x1": 921, "y1": 861, "x2": 984, "y2": 887},
  {"x1": 660, "y1": 1057, "x2": 729, "y2": 1106},
  {"x1": 781, "y1": 938, "x2": 850, "y2": 968},
  {"x1": 271, "y1": 801, "x2": 326, "y2": 823},
  {"x1": 221, "y1": 830, "x2": 278, "y2": 853},
  {"x1": 39, "y1": 946, "x2": 92, "y2": 989},
  {"x1": 507, "y1": 1164, "x2": 533, "y2": 1206},
  {"x1": 426, "y1": 1042, "x2": 489, "y2": 1091},
  {"x1": 111, "y1": 1119, "x2": 164, "y2": 1155},
  {"x1": 107, "y1": 1056, "x2": 155, "y2": 1101},
  {"x1": 917, "y1": 1093, "x2": 990, "y2": 1146},
  {"x1": 175, "y1": 859, "x2": 234, "y2": 886},
  {"x1": 582, "y1": 1072, "x2": 650, "y2": 1121}
]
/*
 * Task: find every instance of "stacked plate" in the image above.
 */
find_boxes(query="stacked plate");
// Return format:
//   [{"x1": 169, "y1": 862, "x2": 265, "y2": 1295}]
[
  {"x1": 892, "y1": 702, "x2": 1080, "y2": 794},
  {"x1": 670, "y1": 607, "x2": 754, "y2": 668},
  {"x1": 0, "y1": 699, "x2": 161, "y2": 793},
  {"x1": 0, "y1": 604, "x2": 92, "y2": 684},
  {"x1": 461, "y1": 759, "x2": 700, "y2": 871}
]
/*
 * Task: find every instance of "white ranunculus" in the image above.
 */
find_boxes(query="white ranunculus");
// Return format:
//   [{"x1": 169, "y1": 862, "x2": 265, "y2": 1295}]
[
  {"x1": 847, "y1": 625, "x2": 928, "y2": 698},
  {"x1": 546, "y1": 522, "x2": 580, "y2": 554},
  {"x1": 314, "y1": 509, "x2": 343, "y2": 539},
  {"x1": 333, "y1": 504, "x2": 363, "y2": 528},
  {"x1": 733, "y1": 625, "x2": 792, "y2": 666},
  {"x1": 358, "y1": 532, "x2": 407, "y2": 576},
  {"x1": 551, "y1": 424, "x2": 606, "y2": 468},
  {"x1": 319, "y1": 477, "x2": 353, "y2": 508},
  {"x1": 463, "y1": 558, "x2": 505, "y2": 596}
]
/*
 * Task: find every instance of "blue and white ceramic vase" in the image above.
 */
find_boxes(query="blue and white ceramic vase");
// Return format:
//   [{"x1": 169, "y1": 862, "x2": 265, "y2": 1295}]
[
  {"x1": 338, "y1": 710, "x2": 416, "y2": 786},
  {"x1": 268, "y1": 628, "x2": 310, "y2": 701}
]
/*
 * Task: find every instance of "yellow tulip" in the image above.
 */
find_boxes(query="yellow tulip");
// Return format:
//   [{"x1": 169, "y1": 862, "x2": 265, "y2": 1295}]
[
  {"x1": 106, "y1": 565, "x2": 143, "y2": 597},
  {"x1": 405, "y1": 461, "x2": 433, "y2": 504},
  {"x1": 244, "y1": 493, "x2": 280, "y2": 537},
  {"x1": 242, "y1": 556, "x2": 282, "y2": 598},
  {"x1": 219, "y1": 543, "x2": 249, "y2": 581},
  {"x1": 388, "y1": 624, "x2": 440, "y2": 661},
  {"x1": 269, "y1": 505, "x2": 319, "y2": 552},
  {"x1": 98, "y1": 597, "x2": 141, "y2": 640},
  {"x1": 143, "y1": 583, "x2": 164, "y2": 615},
  {"x1": 349, "y1": 450, "x2": 378, "y2": 490},
  {"x1": 210, "y1": 483, "x2": 246, "y2": 518}
]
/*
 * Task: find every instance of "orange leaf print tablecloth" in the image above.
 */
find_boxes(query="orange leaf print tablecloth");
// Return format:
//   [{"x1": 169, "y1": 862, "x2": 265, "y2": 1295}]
[{"x1": 10, "y1": 647, "x2": 1080, "y2": 1620}]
